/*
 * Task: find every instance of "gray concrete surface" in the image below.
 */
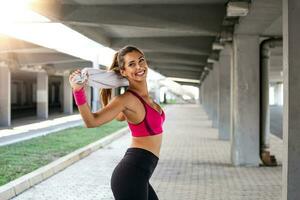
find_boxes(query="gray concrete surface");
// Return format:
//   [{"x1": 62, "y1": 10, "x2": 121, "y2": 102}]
[
  {"x1": 282, "y1": 0, "x2": 300, "y2": 197},
  {"x1": 218, "y1": 43, "x2": 231, "y2": 140},
  {"x1": 231, "y1": 34, "x2": 260, "y2": 166},
  {"x1": 211, "y1": 62, "x2": 219, "y2": 129},
  {"x1": 11, "y1": 104, "x2": 282, "y2": 200}
]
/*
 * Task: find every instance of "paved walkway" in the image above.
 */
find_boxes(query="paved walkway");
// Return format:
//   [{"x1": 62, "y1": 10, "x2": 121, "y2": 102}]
[
  {"x1": 0, "y1": 112, "x2": 83, "y2": 147},
  {"x1": 11, "y1": 104, "x2": 282, "y2": 200}
]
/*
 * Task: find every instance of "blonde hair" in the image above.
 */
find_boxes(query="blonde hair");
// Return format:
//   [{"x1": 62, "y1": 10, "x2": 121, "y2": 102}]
[{"x1": 100, "y1": 45, "x2": 144, "y2": 107}]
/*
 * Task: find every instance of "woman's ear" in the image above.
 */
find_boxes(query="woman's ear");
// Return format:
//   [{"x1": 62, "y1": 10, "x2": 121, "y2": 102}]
[{"x1": 120, "y1": 69, "x2": 127, "y2": 77}]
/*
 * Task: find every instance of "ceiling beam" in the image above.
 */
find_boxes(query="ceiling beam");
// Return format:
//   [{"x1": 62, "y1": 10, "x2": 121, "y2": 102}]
[
  {"x1": 158, "y1": 68, "x2": 201, "y2": 79},
  {"x1": 33, "y1": 4, "x2": 225, "y2": 36},
  {"x1": 111, "y1": 37, "x2": 214, "y2": 55},
  {"x1": 149, "y1": 62, "x2": 204, "y2": 72}
]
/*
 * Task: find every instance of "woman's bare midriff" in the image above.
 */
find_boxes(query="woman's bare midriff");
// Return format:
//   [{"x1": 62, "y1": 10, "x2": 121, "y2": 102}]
[{"x1": 130, "y1": 133, "x2": 163, "y2": 158}]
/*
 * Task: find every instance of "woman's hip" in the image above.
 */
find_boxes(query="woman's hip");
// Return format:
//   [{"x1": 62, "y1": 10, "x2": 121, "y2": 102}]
[{"x1": 113, "y1": 147, "x2": 159, "y2": 179}]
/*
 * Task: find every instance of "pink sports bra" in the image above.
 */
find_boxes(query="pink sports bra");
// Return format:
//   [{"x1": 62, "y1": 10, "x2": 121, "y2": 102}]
[{"x1": 126, "y1": 89, "x2": 166, "y2": 137}]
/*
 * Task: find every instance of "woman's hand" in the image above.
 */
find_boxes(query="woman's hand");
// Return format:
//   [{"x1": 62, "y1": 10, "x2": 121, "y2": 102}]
[{"x1": 69, "y1": 69, "x2": 86, "y2": 92}]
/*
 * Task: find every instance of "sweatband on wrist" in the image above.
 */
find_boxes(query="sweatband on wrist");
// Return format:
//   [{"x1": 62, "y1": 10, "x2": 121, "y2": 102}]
[{"x1": 73, "y1": 87, "x2": 87, "y2": 106}]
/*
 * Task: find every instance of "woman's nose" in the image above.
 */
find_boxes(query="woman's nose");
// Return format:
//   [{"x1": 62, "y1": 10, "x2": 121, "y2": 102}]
[{"x1": 136, "y1": 63, "x2": 142, "y2": 69}]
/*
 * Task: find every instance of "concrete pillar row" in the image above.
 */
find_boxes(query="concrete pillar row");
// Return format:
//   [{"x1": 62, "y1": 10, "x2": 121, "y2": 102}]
[
  {"x1": 230, "y1": 34, "x2": 260, "y2": 166},
  {"x1": 63, "y1": 72, "x2": 73, "y2": 114},
  {"x1": 282, "y1": 0, "x2": 300, "y2": 199},
  {"x1": 218, "y1": 43, "x2": 232, "y2": 140},
  {"x1": 0, "y1": 63, "x2": 11, "y2": 127},
  {"x1": 37, "y1": 70, "x2": 48, "y2": 119}
]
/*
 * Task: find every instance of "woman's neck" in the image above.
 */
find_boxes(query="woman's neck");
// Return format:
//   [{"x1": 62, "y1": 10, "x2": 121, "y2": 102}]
[{"x1": 127, "y1": 81, "x2": 149, "y2": 97}]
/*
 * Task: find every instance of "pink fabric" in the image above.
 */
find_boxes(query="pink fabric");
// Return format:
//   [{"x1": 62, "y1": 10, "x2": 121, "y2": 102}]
[
  {"x1": 72, "y1": 87, "x2": 87, "y2": 106},
  {"x1": 126, "y1": 89, "x2": 165, "y2": 137}
]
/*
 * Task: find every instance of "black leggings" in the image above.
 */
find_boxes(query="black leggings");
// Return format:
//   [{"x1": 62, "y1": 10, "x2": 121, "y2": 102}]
[{"x1": 111, "y1": 147, "x2": 159, "y2": 200}]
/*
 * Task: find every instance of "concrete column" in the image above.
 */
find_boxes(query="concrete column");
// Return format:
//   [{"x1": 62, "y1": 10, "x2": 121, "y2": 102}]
[
  {"x1": 25, "y1": 82, "x2": 32, "y2": 105},
  {"x1": 92, "y1": 59, "x2": 101, "y2": 112},
  {"x1": 0, "y1": 63, "x2": 11, "y2": 127},
  {"x1": 201, "y1": 77, "x2": 205, "y2": 106},
  {"x1": 37, "y1": 70, "x2": 48, "y2": 119},
  {"x1": 218, "y1": 43, "x2": 232, "y2": 140},
  {"x1": 212, "y1": 62, "x2": 219, "y2": 128},
  {"x1": 200, "y1": 79, "x2": 205, "y2": 106},
  {"x1": 204, "y1": 71, "x2": 212, "y2": 118},
  {"x1": 282, "y1": 0, "x2": 300, "y2": 199},
  {"x1": 208, "y1": 70, "x2": 214, "y2": 120},
  {"x1": 209, "y1": 71, "x2": 213, "y2": 119},
  {"x1": 201, "y1": 77, "x2": 206, "y2": 107},
  {"x1": 231, "y1": 34, "x2": 260, "y2": 166},
  {"x1": 204, "y1": 75, "x2": 209, "y2": 108},
  {"x1": 198, "y1": 85, "x2": 202, "y2": 104},
  {"x1": 63, "y1": 73, "x2": 73, "y2": 114}
]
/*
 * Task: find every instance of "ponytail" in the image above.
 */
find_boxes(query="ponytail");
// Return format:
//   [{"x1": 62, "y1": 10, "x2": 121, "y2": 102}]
[{"x1": 100, "y1": 52, "x2": 120, "y2": 107}]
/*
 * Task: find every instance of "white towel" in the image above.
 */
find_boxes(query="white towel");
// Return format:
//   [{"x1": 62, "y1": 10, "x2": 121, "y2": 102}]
[{"x1": 74, "y1": 68, "x2": 129, "y2": 89}]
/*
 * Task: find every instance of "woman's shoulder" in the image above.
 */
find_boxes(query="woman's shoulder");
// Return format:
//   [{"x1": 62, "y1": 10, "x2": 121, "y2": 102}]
[
  {"x1": 111, "y1": 91, "x2": 138, "y2": 115},
  {"x1": 113, "y1": 91, "x2": 136, "y2": 107}
]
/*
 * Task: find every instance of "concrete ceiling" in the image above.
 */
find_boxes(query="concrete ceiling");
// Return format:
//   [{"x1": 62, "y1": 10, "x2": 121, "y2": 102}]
[
  {"x1": 234, "y1": 0, "x2": 282, "y2": 36},
  {"x1": 31, "y1": 0, "x2": 228, "y2": 81},
  {"x1": 0, "y1": 35, "x2": 92, "y2": 74},
  {"x1": 2, "y1": 0, "x2": 284, "y2": 83},
  {"x1": 233, "y1": 0, "x2": 283, "y2": 83}
]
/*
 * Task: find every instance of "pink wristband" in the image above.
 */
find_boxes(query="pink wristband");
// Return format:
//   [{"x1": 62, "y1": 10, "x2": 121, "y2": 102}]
[{"x1": 73, "y1": 87, "x2": 87, "y2": 106}]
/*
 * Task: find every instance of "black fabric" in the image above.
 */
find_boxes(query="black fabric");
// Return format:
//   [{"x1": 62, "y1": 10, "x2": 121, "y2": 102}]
[{"x1": 111, "y1": 147, "x2": 159, "y2": 200}]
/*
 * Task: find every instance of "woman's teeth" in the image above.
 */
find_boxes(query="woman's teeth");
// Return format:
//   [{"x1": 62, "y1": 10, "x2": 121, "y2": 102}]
[{"x1": 136, "y1": 70, "x2": 145, "y2": 76}]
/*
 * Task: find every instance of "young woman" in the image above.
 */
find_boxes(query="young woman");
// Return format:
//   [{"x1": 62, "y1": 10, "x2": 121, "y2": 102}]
[{"x1": 69, "y1": 45, "x2": 166, "y2": 200}]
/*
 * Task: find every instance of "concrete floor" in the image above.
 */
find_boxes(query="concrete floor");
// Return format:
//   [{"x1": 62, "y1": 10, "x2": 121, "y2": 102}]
[{"x1": 11, "y1": 104, "x2": 282, "y2": 200}]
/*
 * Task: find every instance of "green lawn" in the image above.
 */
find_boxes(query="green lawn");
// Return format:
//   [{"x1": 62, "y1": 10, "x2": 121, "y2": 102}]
[{"x1": 0, "y1": 120, "x2": 127, "y2": 187}]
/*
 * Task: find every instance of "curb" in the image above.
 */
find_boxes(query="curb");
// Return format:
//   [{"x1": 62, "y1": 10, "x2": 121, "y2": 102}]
[
  {"x1": 0, "y1": 116, "x2": 84, "y2": 147},
  {"x1": 0, "y1": 126, "x2": 130, "y2": 200}
]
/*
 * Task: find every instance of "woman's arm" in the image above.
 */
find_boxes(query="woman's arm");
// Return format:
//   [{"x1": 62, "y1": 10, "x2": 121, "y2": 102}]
[
  {"x1": 78, "y1": 94, "x2": 126, "y2": 128},
  {"x1": 115, "y1": 112, "x2": 126, "y2": 121},
  {"x1": 70, "y1": 68, "x2": 126, "y2": 128}
]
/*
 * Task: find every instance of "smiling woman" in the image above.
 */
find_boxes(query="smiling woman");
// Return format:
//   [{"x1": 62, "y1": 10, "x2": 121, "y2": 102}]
[{"x1": 69, "y1": 45, "x2": 165, "y2": 200}]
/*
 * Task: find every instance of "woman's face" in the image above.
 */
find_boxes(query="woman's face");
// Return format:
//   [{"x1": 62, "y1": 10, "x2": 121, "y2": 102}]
[{"x1": 121, "y1": 50, "x2": 148, "y2": 81}]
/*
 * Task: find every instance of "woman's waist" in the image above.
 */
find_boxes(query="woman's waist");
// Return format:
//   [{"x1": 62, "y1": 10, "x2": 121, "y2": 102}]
[{"x1": 130, "y1": 137, "x2": 162, "y2": 158}]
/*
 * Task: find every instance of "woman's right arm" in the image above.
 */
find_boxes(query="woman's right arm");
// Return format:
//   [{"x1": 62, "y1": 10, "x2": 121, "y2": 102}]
[
  {"x1": 69, "y1": 69, "x2": 126, "y2": 128},
  {"x1": 76, "y1": 94, "x2": 126, "y2": 128}
]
